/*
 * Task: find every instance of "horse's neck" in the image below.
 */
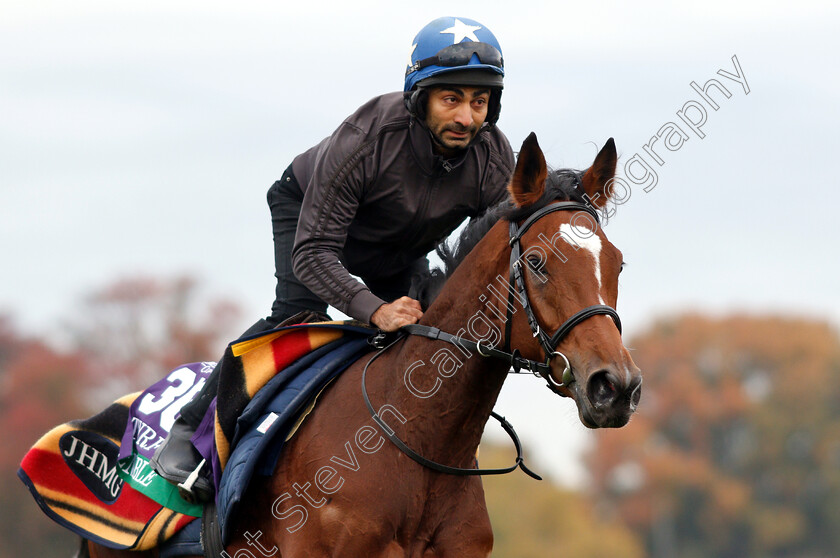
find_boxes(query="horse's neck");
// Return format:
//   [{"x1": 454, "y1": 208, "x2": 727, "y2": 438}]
[{"x1": 377, "y1": 225, "x2": 512, "y2": 467}]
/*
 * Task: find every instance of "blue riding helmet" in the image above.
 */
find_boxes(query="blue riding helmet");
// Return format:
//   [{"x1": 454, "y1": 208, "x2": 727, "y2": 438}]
[
  {"x1": 404, "y1": 17, "x2": 505, "y2": 126},
  {"x1": 404, "y1": 16, "x2": 505, "y2": 92}
]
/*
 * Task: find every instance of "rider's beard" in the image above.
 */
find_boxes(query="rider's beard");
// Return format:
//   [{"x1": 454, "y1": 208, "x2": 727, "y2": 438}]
[{"x1": 428, "y1": 121, "x2": 479, "y2": 156}]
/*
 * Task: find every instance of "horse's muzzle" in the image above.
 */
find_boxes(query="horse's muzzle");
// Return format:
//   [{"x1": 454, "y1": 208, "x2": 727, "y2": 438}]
[{"x1": 579, "y1": 369, "x2": 642, "y2": 428}]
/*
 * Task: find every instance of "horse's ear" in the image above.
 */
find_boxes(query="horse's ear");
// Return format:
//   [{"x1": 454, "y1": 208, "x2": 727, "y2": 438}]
[
  {"x1": 580, "y1": 138, "x2": 617, "y2": 209},
  {"x1": 508, "y1": 132, "x2": 547, "y2": 207}
]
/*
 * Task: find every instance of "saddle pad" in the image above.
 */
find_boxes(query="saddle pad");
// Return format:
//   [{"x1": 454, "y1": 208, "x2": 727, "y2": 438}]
[
  {"x1": 217, "y1": 336, "x2": 371, "y2": 543},
  {"x1": 159, "y1": 337, "x2": 371, "y2": 556},
  {"x1": 17, "y1": 394, "x2": 197, "y2": 550},
  {"x1": 208, "y1": 322, "x2": 375, "y2": 478}
]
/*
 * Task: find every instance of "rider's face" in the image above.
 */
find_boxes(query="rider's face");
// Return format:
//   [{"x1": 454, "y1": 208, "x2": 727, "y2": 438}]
[{"x1": 424, "y1": 86, "x2": 490, "y2": 156}]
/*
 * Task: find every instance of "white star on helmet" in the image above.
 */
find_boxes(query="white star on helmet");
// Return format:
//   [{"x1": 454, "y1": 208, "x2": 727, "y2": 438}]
[{"x1": 439, "y1": 19, "x2": 482, "y2": 43}]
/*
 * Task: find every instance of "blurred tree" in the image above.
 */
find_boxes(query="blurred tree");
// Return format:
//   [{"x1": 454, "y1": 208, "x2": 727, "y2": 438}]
[
  {"x1": 0, "y1": 314, "x2": 92, "y2": 557},
  {"x1": 480, "y1": 444, "x2": 644, "y2": 558},
  {"x1": 65, "y1": 274, "x2": 243, "y2": 403},
  {"x1": 586, "y1": 314, "x2": 840, "y2": 558}
]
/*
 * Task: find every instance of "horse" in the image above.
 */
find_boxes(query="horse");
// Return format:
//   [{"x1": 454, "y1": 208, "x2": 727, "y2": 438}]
[{"x1": 85, "y1": 133, "x2": 642, "y2": 557}]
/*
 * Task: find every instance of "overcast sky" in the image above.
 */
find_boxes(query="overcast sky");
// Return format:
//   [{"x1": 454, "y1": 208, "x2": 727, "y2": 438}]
[{"x1": 3, "y1": 0, "x2": 838, "y2": 483}]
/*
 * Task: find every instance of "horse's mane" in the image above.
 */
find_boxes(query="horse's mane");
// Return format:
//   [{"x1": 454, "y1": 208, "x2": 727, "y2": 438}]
[{"x1": 411, "y1": 168, "x2": 588, "y2": 308}]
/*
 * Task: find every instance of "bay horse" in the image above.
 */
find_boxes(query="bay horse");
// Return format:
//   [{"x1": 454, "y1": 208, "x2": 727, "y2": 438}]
[{"x1": 86, "y1": 133, "x2": 641, "y2": 557}]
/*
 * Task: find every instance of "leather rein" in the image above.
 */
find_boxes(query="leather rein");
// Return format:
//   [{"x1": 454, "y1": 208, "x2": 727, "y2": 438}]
[{"x1": 361, "y1": 201, "x2": 622, "y2": 480}]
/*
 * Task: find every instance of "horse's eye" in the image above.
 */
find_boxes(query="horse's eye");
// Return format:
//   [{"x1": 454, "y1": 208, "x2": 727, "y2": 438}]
[
  {"x1": 527, "y1": 255, "x2": 545, "y2": 274},
  {"x1": 620, "y1": 261, "x2": 627, "y2": 274}
]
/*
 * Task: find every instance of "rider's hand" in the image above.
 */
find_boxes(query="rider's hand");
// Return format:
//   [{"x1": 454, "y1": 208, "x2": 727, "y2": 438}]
[{"x1": 370, "y1": 297, "x2": 423, "y2": 332}]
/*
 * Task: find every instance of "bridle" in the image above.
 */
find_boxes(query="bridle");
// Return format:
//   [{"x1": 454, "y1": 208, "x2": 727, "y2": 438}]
[
  {"x1": 504, "y1": 201, "x2": 622, "y2": 394},
  {"x1": 362, "y1": 200, "x2": 623, "y2": 479},
  {"x1": 405, "y1": 201, "x2": 621, "y2": 393}
]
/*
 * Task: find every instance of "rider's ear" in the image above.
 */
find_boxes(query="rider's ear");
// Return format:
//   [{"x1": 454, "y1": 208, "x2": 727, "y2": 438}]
[
  {"x1": 508, "y1": 132, "x2": 547, "y2": 207},
  {"x1": 580, "y1": 138, "x2": 617, "y2": 208}
]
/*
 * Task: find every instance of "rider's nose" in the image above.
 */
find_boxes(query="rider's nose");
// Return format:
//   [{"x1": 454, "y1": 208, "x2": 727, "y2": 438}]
[{"x1": 453, "y1": 103, "x2": 472, "y2": 127}]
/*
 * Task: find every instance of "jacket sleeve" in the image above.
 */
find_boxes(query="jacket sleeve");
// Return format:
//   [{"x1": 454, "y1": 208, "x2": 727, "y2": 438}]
[
  {"x1": 291, "y1": 122, "x2": 386, "y2": 323},
  {"x1": 479, "y1": 128, "x2": 516, "y2": 210}
]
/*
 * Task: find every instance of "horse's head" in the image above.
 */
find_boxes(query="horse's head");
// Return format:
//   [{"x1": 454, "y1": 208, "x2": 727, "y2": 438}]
[{"x1": 506, "y1": 133, "x2": 641, "y2": 428}]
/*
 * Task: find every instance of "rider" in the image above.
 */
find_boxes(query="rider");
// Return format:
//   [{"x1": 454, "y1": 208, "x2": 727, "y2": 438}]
[{"x1": 151, "y1": 16, "x2": 515, "y2": 501}]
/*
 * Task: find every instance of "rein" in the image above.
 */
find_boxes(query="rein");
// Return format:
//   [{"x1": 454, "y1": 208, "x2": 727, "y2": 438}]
[
  {"x1": 361, "y1": 333, "x2": 542, "y2": 480},
  {"x1": 361, "y1": 201, "x2": 622, "y2": 479}
]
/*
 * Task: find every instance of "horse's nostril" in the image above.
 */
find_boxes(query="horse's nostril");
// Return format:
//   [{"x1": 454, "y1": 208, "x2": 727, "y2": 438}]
[{"x1": 588, "y1": 371, "x2": 618, "y2": 408}]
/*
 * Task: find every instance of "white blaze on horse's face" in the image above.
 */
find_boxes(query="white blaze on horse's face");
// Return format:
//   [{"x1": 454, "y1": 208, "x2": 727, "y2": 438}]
[{"x1": 559, "y1": 223, "x2": 605, "y2": 305}]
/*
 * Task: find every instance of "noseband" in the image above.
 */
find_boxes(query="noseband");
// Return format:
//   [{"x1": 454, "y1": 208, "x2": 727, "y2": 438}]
[{"x1": 362, "y1": 200, "x2": 623, "y2": 479}]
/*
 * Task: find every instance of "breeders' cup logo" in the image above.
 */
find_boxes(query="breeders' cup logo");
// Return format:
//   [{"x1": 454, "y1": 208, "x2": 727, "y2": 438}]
[{"x1": 59, "y1": 430, "x2": 124, "y2": 503}]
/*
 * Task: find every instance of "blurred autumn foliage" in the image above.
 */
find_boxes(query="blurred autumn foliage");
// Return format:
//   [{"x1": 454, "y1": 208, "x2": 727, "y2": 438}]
[
  {"x1": 0, "y1": 315, "x2": 92, "y2": 556},
  {"x1": 480, "y1": 444, "x2": 644, "y2": 558},
  {"x1": 64, "y1": 275, "x2": 242, "y2": 405},
  {"x1": 6, "y1": 278, "x2": 840, "y2": 558},
  {"x1": 587, "y1": 314, "x2": 840, "y2": 558}
]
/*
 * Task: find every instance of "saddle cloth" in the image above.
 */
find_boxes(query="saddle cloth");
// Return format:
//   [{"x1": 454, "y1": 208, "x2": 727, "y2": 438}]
[
  {"x1": 17, "y1": 392, "x2": 198, "y2": 550},
  {"x1": 18, "y1": 321, "x2": 375, "y2": 551}
]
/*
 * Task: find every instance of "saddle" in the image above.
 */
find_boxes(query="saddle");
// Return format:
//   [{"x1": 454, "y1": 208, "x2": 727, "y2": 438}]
[{"x1": 18, "y1": 321, "x2": 375, "y2": 552}]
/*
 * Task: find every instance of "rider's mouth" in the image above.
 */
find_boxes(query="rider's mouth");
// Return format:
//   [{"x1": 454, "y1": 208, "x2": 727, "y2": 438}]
[{"x1": 446, "y1": 131, "x2": 468, "y2": 140}]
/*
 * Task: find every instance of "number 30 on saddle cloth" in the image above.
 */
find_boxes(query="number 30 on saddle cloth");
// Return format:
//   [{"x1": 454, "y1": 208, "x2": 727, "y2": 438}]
[{"x1": 17, "y1": 321, "x2": 375, "y2": 551}]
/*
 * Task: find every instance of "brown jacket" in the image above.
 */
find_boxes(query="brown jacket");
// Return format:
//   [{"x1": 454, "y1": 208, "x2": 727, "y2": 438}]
[{"x1": 291, "y1": 92, "x2": 514, "y2": 322}]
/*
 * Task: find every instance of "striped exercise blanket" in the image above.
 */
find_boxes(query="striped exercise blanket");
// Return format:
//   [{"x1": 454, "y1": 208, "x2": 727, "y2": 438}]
[
  {"x1": 18, "y1": 321, "x2": 375, "y2": 550},
  {"x1": 17, "y1": 392, "x2": 198, "y2": 550}
]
